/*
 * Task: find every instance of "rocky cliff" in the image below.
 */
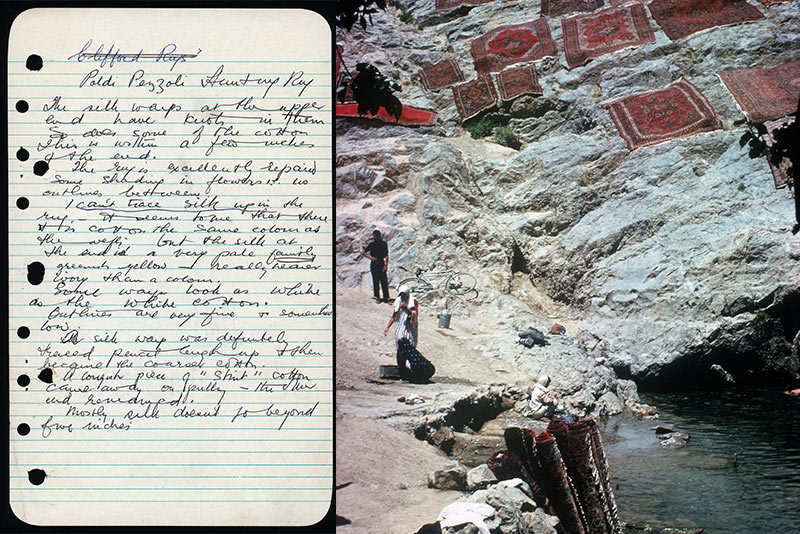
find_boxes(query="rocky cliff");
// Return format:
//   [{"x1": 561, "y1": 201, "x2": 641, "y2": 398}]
[{"x1": 336, "y1": 0, "x2": 800, "y2": 392}]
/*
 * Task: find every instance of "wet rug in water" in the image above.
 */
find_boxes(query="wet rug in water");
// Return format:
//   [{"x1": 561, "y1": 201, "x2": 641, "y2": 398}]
[
  {"x1": 497, "y1": 65, "x2": 543, "y2": 100},
  {"x1": 562, "y1": 4, "x2": 655, "y2": 69},
  {"x1": 648, "y1": 0, "x2": 764, "y2": 41},
  {"x1": 541, "y1": 0, "x2": 604, "y2": 17},
  {"x1": 718, "y1": 60, "x2": 800, "y2": 124},
  {"x1": 452, "y1": 76, "x2": 498, "y2": 120},
  {"x1": 601, "y1": 78, "x2": 723, "y2": 150},
  {"x1": 336, "y1": 103, "x2": 437, "y2": 126},
  {"x1": 418, "y1": 58, "x2": 466, "y2": 91},
  {"x1": 435, "y1": 0, "x2": 494, "y2": 11},
  {"x1": 471, "y1": 19, "x2": 558, "y2": 75}
]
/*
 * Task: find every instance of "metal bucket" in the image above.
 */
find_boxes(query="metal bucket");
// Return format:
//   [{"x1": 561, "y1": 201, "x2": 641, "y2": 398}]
[{"x1": 438, "y1": 309, "x2": 452, "y2": 329}]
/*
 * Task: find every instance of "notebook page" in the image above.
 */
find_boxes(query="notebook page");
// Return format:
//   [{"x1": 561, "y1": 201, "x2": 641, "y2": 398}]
[{"x1": 8, "y1": 8, "x2": 332, "y2": 526}]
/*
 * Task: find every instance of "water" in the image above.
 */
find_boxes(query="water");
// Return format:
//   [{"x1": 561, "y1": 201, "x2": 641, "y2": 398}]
[{"x1": 600, "y1": 389, "x2": 800, "y2": 533}]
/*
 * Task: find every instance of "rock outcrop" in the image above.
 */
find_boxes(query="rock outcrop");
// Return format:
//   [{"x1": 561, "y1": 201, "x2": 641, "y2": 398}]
[{"x1": 336, "y1": 1, "x2": 800, "y2": 391}]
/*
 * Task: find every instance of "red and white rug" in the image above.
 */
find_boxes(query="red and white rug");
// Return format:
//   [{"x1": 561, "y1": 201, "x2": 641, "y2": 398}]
[
  {"x1": 602, "y1": 78, "x2": 723, "y2": 150},
  {"x1": 562, "y1": 4, "x2": 656, "y2": 69},
  {"x1": 471, "y1": 18, "x2": 558, "y2": 75},
  {"x1": 647, "y1": 0, "x2": 764, "y2": 41},
  {"x1": 452, "y1": 76, "x2": 499, "y2": 121},
  {"x1": 496, "y1": 65, "x2": 543, "y2": 101},
  {"x1": 418, "y1": 58, "x2": 466, "y2": 91},
  {"x1": 718, "y1": 60, "x2": 800, "y2": 124}
]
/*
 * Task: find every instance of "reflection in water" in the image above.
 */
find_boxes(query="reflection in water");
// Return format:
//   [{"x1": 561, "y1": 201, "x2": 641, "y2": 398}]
[{"x1": 600, "y1": 389, "x2": 800, "y2": 533}]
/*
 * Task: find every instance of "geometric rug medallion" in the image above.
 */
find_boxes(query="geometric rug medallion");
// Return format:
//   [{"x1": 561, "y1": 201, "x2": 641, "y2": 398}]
[{"x1": 601, "y1": 78, "x2": 723, "y2": 150}]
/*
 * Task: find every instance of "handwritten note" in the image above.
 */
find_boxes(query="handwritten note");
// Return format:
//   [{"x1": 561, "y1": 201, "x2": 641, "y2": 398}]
[{"x1": 8, "y1": 9, "x2": 332, "y2": 526}]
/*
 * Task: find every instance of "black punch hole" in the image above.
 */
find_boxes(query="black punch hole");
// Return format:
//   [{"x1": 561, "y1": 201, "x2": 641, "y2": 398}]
[
  {"x1": 16, "y1": 147, "x2": 29, "y2": 161},
  {"x1": 26, "y1": 55, "x2": 43, "y2": 71},
  {"x1": 17, "y1": 423, "x2": 30, "y2": 436},
  {"x1": 16, "y1": 197, "x2": 29, "y2": 210},
  {"x1": 17, "y1": 326, "x2": 30, "y2": 339},
  {"x1": 33, "y1": 160, "x2": 49, "y2": 176},
  {"x1": 15, "y1": 100, "x2": 29, "y2": 113},
  {"x1": 28, "y1": 469, "x2": 47, "y2": 486},
  {"x1": 38, "y1": 368, "x2": 54, "y2": 384},
  {"x1": 17, "y1": 374, "x2": 30, "y2": 387},
  {"x1": 27, "y1": 262, "x2": 45, "y2": 285}
]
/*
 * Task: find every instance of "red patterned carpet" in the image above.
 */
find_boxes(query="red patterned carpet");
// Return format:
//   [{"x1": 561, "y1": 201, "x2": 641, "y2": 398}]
[
  {"x1": 647, "y1": 0, "x2": 764, "y2": 41},
  {"x1": 718, "y1": 60, "x2": 800, "y2": 124},
  {"x1": 602, "y1": 78, "x2": 723, "y2": 150},
  {"x1": 471, "y1": 19, "x2": 558, "y2": 75},
  {"x1": 335, "y1": 103, "x2": 438, "y2": 126},
  {"x1": 418, "y1": 59, "x2": 466, "y2": 91},
  {"x1": 562, "y1": 4, "x2": 656, "y2": 69},
  {"x1": 497, "y1": 65, "x2": 543, "y2": 100},
  {"x1": 541, "y1": 0, "x2": 604, "y2": 18},
  {"x1": 754, "y1": 0, "x2": 789, "y2": 5},
  {"x1": 435, "y1": 0, "x2": 494, "y2": 11},
  {"x1": 452, "y1": 76, "x2": 499, "y2": 121}
]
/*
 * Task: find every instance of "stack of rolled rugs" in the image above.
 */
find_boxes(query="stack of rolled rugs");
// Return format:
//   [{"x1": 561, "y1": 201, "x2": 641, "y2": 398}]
[{"x1": 488, "y1": 420, "x2": 622, "y2": 534}]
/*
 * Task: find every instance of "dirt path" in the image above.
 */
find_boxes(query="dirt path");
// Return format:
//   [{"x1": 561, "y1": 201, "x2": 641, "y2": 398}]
[{"x1": 335, "y1": 286, "x2": 538, "y2": 533}]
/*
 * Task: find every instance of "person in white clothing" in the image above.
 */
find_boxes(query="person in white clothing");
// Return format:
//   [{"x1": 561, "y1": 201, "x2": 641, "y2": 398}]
[{"x1": 384, "y1": 284, "x2": 418, "y2": 348}]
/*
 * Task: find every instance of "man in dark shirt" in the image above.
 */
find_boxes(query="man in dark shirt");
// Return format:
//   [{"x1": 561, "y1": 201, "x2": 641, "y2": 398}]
[{"x1": 362, "y1": 229, "x2": 390, "y2": 303}]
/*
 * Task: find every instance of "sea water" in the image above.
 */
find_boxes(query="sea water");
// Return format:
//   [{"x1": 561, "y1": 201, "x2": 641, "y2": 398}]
[{"x1": 600, "y1": 388, "x2": 800, "y2": 533}]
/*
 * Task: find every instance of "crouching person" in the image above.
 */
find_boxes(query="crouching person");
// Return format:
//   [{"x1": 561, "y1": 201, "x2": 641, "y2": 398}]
[{"x1": 396, "y1": 338, "x2": 435, "y2": 383}]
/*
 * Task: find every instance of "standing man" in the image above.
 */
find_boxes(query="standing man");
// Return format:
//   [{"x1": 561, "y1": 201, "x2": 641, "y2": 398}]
[{"x1": 363, "y1": 229, "x2": 390, "y2": 303}]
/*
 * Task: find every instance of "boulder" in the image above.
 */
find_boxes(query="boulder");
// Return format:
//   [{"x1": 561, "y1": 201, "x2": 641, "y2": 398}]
[
  {"x1": 466, "y1": 464, "x2": 497, "y2": 492},
  {"x1": 428, "y1": 460, "x2": 468, "y2": 491}
]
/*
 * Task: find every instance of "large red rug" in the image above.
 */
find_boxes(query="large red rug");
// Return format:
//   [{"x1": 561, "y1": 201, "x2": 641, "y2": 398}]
[
  {"x1": 336, "y1": 103, "x2": 438, "y2": 126},
  {"x1": 418, "y1": 58, "x2": 466, "y2": 91},
  {"x1": 435, "y1": 0, "x2": 494, "y2": 11},
  {"x1": 497, "y1": 65, "x2": 543, "y2": 101},
  {"x1": 452, "y1": 76, "x2": 498, "y2": 121},
  {"x1": 541, "y1": 0, "x2": 604, "y2": 17},
  {"x1": 562, "y1": 4, "x2": 656, "y2": 69},
  {"x1": 601, "y1": 78, "x2": 723, "y2": 150},
  {"x1": 647, "y1": 0, "x2": 764, "y2": 41},
  {"x1": 471, "y1": 19, "x2": 558, "y2": 76},
  {"x1": 718, "y1": 60, "x2": 800, "y2": 124}
]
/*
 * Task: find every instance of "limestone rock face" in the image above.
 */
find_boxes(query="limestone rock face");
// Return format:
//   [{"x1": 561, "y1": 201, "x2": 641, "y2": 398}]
[{"x1": 337, "y1": 1, "x2": 800, "y2": 390}]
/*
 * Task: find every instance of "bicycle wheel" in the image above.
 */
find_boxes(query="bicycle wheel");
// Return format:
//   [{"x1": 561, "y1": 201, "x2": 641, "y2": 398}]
[
  {"x1": 399, "y1": 277, "x2": 431, "y2": 298},
  {"x1": 446, "y1": 273, "x2": 477, "y2": 295}
]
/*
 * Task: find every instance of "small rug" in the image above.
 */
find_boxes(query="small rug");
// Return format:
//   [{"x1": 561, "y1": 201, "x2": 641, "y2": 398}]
[
  {"x1": 497, "y1": 64, "x2": 543, "y2": 100},
  {"x1": 418, "y1": 58, "x2": 466, "y2": 91},
  {"x1": 602, "y1": 78, "x2": 723, "y2": 150},
  {"x1": 562, "y1": 4, "x2": 655, "y2": 69},
  {"x1": 435, "y1": 0, "x2": 494, "y2": 11},
  {"x1": 335, "y1": 103, "x2": 438, "y2": 126},
  {"x1": 718, "y1": 60, "x2": 800, "y2": 124},
  {"x1": 762, "y1": 119, "x2": 793, "y2": 189},
  {"x1": 471, "y1": 18, "x2": 558, "y2": 75},
  {"x1": 648, "y1": 0, "x2": 764, "y2": 41},
  {"x1": 452, "y1": 76, "x2": 498, "y2": 121},
  {"x1": 541, "y1": 0, "x2": 604, "y2": 17}
]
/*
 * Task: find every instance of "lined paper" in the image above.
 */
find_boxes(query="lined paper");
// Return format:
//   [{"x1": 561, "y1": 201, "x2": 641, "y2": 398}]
[{"x1": 8, "y1": 9, "x2": 332, "y2": 526}]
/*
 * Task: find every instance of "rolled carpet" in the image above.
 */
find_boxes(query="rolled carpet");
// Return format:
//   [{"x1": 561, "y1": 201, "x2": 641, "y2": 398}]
[
  {"x1": 565, "y1": 422, "x2": 610, "y2": 534},
  {"x1": 534, "y1": 432, "x2": 586, "y2": 534},
  {"x1": 585, "y1": 420, "x2": 622, "y2": 534}
]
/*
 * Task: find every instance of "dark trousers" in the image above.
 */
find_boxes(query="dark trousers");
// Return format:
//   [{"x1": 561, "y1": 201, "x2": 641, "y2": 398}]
[{"x1": 370, "y1": 259, "x2": 389, "y2": 300}]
